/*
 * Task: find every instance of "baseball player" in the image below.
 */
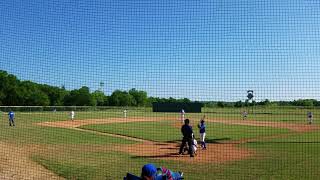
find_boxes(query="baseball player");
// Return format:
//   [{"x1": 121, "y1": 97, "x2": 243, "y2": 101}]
[
  {"x1": 70, "y1": 111, "x2": 75, "y2": 121},
  {"x1": 307, "y1": 111, "x2": 313, "y2": 124},
  {"x1": 242, "y1": 110, "x2": 248, "y2": 120},
  {"x1": 182, "y1": 133, "x2": 198, "y2": 155},
  {"x1": 191, "y1": 134, "x2": 198, "y2": 155},
  {"x1": 8, "y1": 110, "x2": 15, "y2": 126},
  {"x1": 180, "y1": 109, "x2": 185, "y2": 123},
  {"x1": 123, "y1": 109, "x2": 127, "y2": 118},
  {"x1": 197, "y1": 116, "x2": 207, "y2": 150}
]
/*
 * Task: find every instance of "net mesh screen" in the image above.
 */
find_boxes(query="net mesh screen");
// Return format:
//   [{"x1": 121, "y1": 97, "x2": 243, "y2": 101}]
[{"x1": 1, "y1": 1, "x2": 320, "y2": 179}]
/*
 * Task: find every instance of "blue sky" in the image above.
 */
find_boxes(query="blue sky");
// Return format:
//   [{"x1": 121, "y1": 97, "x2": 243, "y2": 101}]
[{"x1": 1, "y1": 0, "x2": 320, "y2": 101}]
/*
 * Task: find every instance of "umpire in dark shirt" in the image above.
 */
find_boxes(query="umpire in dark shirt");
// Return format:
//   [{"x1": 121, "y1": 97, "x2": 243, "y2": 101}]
[{"x1": 179, "y1": 119, "x2": 194, "y2": 157}]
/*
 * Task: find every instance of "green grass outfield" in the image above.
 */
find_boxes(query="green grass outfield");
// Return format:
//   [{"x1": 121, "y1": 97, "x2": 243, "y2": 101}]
[
  {"x1": 80, "y1": 121, "x2": 289, "y2": 142},
  {"x1": 0, "y1": 107, "x2": 320, "y2": 179}
]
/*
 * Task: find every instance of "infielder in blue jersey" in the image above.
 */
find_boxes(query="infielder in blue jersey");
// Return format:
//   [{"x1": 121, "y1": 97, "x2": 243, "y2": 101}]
[
  {"x1": 198, "y1": 116, "x2": 206, "y2": 150},
  {"x1": 8, "y1": 110, "x2": 15, "y2": 126}
]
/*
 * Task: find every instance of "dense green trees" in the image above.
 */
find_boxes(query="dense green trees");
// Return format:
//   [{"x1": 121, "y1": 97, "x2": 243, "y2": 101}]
[
  {"x1": 0, "y1": 70, "x2": 191, "y2": 106},
  {"x1": 64, "y1": 86, "x2": 95, "y2": 106},
  {"x1": 204, "y1": 98, "x2": 320, "y2": 108},
  {"x1": 129, "y1": 88, "x2": 147, "y2": 106},
  {"x1": 39, "y1": 85, "x2": 66, "y2": 106},
  {"x1": 92, "y1": 90, "x2": 108, "y2": 106},
  {"x1": 291, "y1": 99, "x2": 315, "y2": 107},
  {"x1": 19, "y1": 81, "x2": 50, "y2": 106},
  {"x1": 0, "y1": 71, "x2": 20, "y2": 105},
  {"x1": 1, "y1": 70, "x2": 320, "y2": 107},
  {"x1": 234, "y1": 101, "x2": 243, "y2": 108},
  {"x1": 109, "y1": 90, "x2": 134, "y2": 106}
]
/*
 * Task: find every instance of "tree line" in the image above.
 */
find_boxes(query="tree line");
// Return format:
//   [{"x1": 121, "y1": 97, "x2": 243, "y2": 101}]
[
  {"x1": 1, "y1": 70, "x2": 320, "y2": 107},
  {"x1": 204, "y1": 99, "x2": 320, "y2": 108},
  {"x1": 0, "y1": 70, "x2": 191, "y2": 106}
]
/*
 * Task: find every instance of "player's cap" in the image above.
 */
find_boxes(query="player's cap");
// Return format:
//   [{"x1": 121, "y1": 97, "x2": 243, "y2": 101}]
[{"x1": 141, "y1": 164, "x2": 157, "y2": 178}]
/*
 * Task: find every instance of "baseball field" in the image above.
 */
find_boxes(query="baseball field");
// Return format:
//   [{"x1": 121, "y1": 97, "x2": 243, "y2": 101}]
[{"x1": 1, "y1": 107, "x2": 320, "y2": 179}]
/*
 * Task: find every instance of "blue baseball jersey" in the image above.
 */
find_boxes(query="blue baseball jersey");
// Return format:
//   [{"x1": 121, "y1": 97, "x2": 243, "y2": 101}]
[
  {"x1": 198, "y1": 123, "x2": 206, "y2": 133},
  {"x1": 8, "y1": 111, "x2": 14, "y2": 119}
]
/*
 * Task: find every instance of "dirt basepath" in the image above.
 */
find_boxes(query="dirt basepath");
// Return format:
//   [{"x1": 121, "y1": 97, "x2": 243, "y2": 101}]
[
  {"x1": 36, "y1": 117, "x2": 319, "y2": 164},
  {"x1": 72, "y1": 127, "x2": 151, "y2": 143},
  {"x1": 0, "y1": 142, "x2": 63, "y2": 180},
  {"x1": 37, "y1": 117, "x2": 167, "y2": 129}
]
